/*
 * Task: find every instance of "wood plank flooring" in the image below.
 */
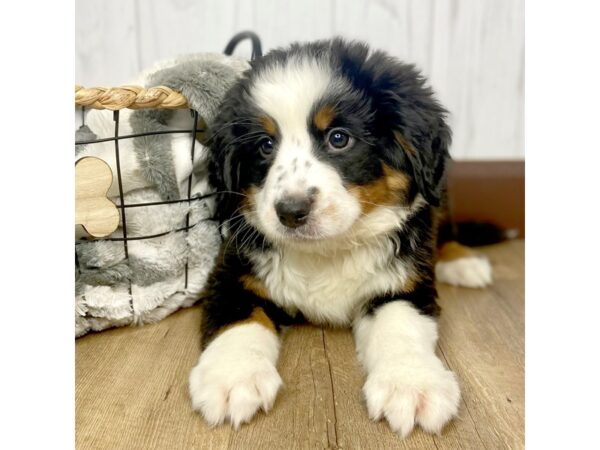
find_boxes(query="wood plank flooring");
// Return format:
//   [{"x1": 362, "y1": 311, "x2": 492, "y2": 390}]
[{"x1": 76, "y1": 240, "x2": 524, "y2": 449}]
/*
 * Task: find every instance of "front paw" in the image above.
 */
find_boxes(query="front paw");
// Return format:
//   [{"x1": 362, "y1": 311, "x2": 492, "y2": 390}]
[
  {"x1": 363, "y1": 360, "x2": 460, "y2": 438},
  {"x1": 189, "y1": 324, "x2": 282, "y2": 428}
]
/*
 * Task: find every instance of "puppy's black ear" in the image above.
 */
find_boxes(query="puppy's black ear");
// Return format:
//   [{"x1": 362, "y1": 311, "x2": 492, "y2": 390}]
[
  {"x1": 392, "y1": 119, "x2": 451, "y2": 207},
  {"x1": 369, "y1": 54, "x2": 451, "y2": 206},
  {"x1": 207, "y1": 115, "x2": 242, "y2": 222}
]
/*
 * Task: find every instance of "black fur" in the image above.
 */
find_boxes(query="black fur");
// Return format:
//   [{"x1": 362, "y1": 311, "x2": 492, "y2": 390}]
[{"x1": 364, "y1": 285, "x2": 441, "y2": 318}]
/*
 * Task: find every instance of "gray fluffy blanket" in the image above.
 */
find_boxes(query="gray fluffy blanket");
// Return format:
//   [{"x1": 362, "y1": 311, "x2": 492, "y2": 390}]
[{"x1": 75, "y1": 53, "x2": 249, "y2": 337}]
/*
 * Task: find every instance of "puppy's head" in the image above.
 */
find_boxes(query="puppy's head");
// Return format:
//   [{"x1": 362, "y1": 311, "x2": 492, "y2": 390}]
[{"x1": 209, "y1": 39, "x2": 450, "y2": 245}]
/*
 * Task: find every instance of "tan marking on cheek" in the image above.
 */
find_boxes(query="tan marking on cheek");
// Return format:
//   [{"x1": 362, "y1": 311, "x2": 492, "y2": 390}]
[
  {"x1": 348, "y1": 164, "x2": 411, "y2": 213},
  {"x1": 240, "y1": 274, "x2": 270, "y2": 299},
  {"x1": 348, "y1": 179, "x2": 388, "y2": 214},
  {"x1": 437, "y1": 241, "x2": 479, "y2": 262},
  {"x1": 313, "y1": 105, "x2": 336, "y2": 131},
  {"x1": 260, "y1": 116, "x2": 277, "y2": 136},
  {"x1": 383, "y1": 165, "x2": 410, "y2": 193}
]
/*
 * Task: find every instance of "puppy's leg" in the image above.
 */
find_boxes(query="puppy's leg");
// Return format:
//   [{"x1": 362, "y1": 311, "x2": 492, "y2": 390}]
[
  {"x1": 189, "y1": 271, "x2": 287, "y2": 428},
  {"x1": 435, "y1": 241, "x2": 492, "y2": 288},
  {"x1": 354, "y1": 300, "x2": 460, "y2": 438}
]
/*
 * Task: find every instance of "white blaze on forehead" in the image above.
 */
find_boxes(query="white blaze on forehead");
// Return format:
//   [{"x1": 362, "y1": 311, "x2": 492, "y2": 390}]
[
  {"x1": 251, "y1": 59, "x2": 338, "y2": 202},
  {"x1": 251, "y1": 58, "x2": 333, "y2": 135}
]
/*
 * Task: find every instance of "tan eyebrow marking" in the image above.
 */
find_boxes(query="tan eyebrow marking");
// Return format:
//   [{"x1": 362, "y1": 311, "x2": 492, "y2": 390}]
[
  {"x1": 259, "y1": 116, "x2": 277, "y2": 136},
  {"x1": 313, "y1": 105, "x2": 336, "y2": 131}
]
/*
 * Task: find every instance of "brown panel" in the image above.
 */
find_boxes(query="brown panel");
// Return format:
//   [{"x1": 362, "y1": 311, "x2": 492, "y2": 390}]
[{"x1": 447, "y1": 160, "x2": 525, "y2": 238}]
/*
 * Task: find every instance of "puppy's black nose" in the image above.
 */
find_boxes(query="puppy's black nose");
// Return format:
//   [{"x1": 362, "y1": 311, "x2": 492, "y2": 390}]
[{"x1": 275, "y1": 196, "x2": 312, "y2": 228}]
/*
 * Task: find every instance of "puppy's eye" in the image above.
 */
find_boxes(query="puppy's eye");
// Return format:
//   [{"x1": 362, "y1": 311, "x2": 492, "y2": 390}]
[
  {"x1": 327, "y1": 129, "x2": 354, "y2": 151},
  {"x1": 258, "y1": 137, "x2": 274, "y2": 157}
]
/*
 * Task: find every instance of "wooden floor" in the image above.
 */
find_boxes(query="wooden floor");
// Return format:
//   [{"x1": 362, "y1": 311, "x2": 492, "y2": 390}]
[{"x1": 76, "y1": 240, "x2": 524, "y2": 450}]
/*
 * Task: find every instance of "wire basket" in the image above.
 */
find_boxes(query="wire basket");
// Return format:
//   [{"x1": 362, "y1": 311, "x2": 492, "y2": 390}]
[{"x1": 75, "y1": 32, "x2": 261, "y2": 335}]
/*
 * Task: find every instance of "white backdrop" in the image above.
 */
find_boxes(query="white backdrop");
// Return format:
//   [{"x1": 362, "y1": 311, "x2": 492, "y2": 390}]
[{"x1": 76, "y1": 0, "x2": 524, "y2": 160}]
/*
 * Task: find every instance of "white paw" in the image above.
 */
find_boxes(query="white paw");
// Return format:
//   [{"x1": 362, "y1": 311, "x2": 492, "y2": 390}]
[
  {"x1": 189, "y1": 323, "x2": 282, "y2": 428},
  {"x1": 436, "y1": 255, "x2": 492, "y2": 288},
  {"x1": 363, "y1": 360, "x2": 460, "y2": 438}
]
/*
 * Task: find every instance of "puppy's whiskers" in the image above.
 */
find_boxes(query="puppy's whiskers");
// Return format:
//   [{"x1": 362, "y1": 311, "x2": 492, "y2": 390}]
[{"x1": 204, "y1": 119, "x2": 258, "y2": 144}]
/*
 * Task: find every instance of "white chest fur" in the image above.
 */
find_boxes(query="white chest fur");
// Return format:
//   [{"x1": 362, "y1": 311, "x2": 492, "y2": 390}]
[{"x1": 250, "y1": 237, "x2": 411, "y2": 326}]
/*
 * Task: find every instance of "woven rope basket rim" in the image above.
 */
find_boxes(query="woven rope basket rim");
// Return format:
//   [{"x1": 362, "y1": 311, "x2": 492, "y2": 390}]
[{"x1": 75, "y1": 85, "x2": 189, "y2": 110}]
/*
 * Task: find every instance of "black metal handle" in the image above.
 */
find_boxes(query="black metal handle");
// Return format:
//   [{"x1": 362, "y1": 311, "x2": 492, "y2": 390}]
[{"x1": 223, "y1": 31, "x2": 262, "y2": 61}]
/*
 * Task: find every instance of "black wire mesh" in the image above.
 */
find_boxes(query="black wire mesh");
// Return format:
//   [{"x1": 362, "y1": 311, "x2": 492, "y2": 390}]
[
  {"x1": 75, "y1": 31, "x2": 262, "y2": 309},
  {"x1": 75, "y1": 109, "x2": 212, "y2": 312}
]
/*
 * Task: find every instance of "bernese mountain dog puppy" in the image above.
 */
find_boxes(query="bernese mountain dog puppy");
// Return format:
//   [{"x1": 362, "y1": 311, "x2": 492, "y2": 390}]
[{"x1": 189, "y1": 38, "x2": 493, "y2": 438}]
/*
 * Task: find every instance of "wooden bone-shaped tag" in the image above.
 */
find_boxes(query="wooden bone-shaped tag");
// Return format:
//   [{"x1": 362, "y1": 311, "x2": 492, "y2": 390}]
[{"x1": 75, "y1": 157, "x2": 120, "y2": 238}]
